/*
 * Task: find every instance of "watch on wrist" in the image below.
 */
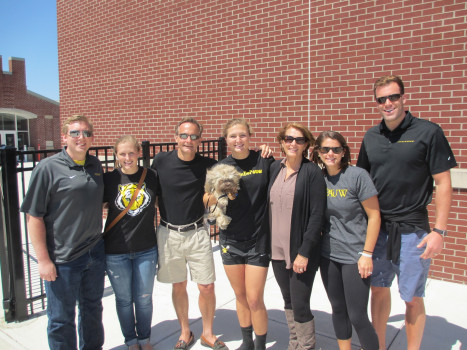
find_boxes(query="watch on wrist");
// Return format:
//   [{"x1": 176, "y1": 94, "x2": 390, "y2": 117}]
[{"x1": 432, "y1": 228, "x2": 447, "y2": 237}]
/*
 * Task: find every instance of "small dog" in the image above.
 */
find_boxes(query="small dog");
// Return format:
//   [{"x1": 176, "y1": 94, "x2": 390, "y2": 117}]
[{"x1": 204, "y1": 163, "x2": 241, "y2": 229}]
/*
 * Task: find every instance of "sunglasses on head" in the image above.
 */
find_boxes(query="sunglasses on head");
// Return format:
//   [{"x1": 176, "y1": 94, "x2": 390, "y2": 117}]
[
  {"x1": 283, "y1": 136, "x2": 307, "y2": 145},
  {"x1": 319, "y1": 146, "x2": 344, "y2": 154},
  {"x1": 375, "y1": 93, "x2": 402, "y2": 105},
  {"x1": 69, "y1": 130, "x2": 93, "y2": 138},
  {"x1": 179, "y1": 133, "x2": 200, "y2": 140}
]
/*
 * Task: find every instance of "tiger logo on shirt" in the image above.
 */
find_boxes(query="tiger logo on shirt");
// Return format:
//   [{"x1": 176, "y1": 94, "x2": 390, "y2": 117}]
[{"x1": 115, "y1": 182, "x2": 151, "y2": 216}]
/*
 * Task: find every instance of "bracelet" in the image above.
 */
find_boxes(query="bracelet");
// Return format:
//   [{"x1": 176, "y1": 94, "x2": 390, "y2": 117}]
[
  {"x1": 363, "y1": 249, "x2": 373, "y2": 254},
  {"x1": 358, "y1": 251, "x2": 372, "y2": 258}
]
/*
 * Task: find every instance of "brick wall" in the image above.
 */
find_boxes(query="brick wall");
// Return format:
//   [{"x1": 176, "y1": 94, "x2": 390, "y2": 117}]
[
  {"x1": 57, "y1": 0, "x2": 310, "y2": 147},
  {"x1": 0, "y1": 56, "x2": 60, "y2": 149},
  {"x1": 57, "y1": 0, "x2": 466, "y2": 283}
]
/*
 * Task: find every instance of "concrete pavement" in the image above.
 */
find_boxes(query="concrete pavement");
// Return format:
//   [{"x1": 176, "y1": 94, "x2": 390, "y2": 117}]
[{"x1": 1, "y1": 242, "x2": 466, "y2": 349}]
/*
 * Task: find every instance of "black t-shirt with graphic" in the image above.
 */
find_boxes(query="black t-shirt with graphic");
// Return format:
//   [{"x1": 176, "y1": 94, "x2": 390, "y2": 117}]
[{"x1": 103, "y1": 167, "x2": 158, "y2": 254}]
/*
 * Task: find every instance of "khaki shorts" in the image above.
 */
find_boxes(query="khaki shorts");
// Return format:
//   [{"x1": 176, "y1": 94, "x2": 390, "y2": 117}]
[{"x1": 156, "y1": 224, "x2": 215, "y2": 284}]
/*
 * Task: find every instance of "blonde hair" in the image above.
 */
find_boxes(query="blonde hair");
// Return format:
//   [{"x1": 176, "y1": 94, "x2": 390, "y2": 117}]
[
  {"x1": 113, "y1": 135, "x2": 141, "y2": 168},
  {"x1": 222, "y1": 118, "x2": 253, "y2": 138},
  {"x1": 61, "y1": 115, "x2": 93, "y2": 135}
]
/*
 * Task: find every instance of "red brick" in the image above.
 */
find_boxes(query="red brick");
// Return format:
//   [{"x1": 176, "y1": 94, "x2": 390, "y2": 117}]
[{"x1": 57, "y1": 0, "x2": 467, "y2": 284}]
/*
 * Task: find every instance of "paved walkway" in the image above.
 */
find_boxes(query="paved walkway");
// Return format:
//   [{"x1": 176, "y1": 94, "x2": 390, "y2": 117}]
[{"x1": 1, "y1": 242, "x2": 466, "y2": 349}]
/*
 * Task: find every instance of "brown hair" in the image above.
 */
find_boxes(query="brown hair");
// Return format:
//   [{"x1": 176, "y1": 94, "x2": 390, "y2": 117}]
[
  {"x1": 373, "y1": 75, "x2": 405, "y2": 99},
  {"x1": 222, "y1": 118, "x2": 253, "y2": 138},
  {"x1": 311, "y1": 131, "x2": 351, "y2": 172},
  {"x1": 61, "y1": 115, "x2": 93, "y2": 135},
  {"x1": 276, "y1": 123, "x2": 315, "y2": 157},
  {"x1": 175, "y1": 117, "x2": 203, "y2": 136}
]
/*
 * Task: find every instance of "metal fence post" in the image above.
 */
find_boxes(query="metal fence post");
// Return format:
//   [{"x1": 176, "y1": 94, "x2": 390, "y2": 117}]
[
  {"x1": 218, "y1": 137, "x2": 227, "y2": 160},
  {"x1": 0, "y1": 157, "x2": 13, "y2": 322},
  {"x1": 0, "y1": 148, "x2": 28, "y2": 321},
  {"x1": 142, "y1": 141, "x2": 150, "y2": 168}
]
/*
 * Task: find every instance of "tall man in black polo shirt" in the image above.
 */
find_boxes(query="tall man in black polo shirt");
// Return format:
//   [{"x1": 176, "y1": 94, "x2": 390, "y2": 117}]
[{"x1": 357, "y1": 75, "x2": 456, "y2": 350}]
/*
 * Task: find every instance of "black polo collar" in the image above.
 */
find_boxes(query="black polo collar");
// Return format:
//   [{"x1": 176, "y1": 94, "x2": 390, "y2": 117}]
[{"x1": 379, "y1": 111, "x2": 414, "y2": 134}]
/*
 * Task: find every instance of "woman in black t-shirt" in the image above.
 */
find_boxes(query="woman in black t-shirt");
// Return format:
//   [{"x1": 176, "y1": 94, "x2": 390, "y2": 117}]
[
  {"x1": 205, "y1": 119, "x2": 273, "y2": 350},
  {"x1": 103, "y1": 135, "x2": 158, "y2": 350}
]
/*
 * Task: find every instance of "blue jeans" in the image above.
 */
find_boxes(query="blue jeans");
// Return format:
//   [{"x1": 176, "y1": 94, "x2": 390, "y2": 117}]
[
  {"x1": 45, "y1": 239, "x2": 106, "y2": 350},
  {"x1": 106, "y1": 246, "x2": 158, "y2": 346}
]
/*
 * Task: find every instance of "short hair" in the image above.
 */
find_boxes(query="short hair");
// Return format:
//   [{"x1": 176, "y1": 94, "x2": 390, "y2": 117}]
[
  {"x1": 222, "y1": 118, "x2": 254, "y2": 138},
  {"x1": 113, "y1": 135, "x2": 141, "y2": 168},
  {"x1": 276, "y1": 123, "x2": 315, "y2": 157},
  {"x1": 311, "y1": 130, "x2": 351, "y2": 172},
  {"x1": 175, "y1": 117, "x2": 203, "y2": 136},
  {"x1": 61, "y1": 115, "x2": 93, "y2": 135},
  {"x1": 373, "y1": 75, "x2": 405, "y2": 99}
]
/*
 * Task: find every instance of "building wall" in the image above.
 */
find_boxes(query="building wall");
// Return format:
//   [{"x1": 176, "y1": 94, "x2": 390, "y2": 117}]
[
  {"x1": 57, "y1": 0, "x2": 467, "y2": 283},
  {"x1": 0, "y1": 56, "x2": 60, "y2": 149}
]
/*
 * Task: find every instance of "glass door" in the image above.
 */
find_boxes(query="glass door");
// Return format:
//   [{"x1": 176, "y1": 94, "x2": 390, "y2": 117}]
[{"x1": 0, "y1": 132, "x2": 16, "y2": 148}]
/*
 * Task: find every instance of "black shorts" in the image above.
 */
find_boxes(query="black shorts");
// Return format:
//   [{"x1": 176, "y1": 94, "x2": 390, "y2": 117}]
[{"x1": 219, "y1": 237, "x2": 270, "y2": 267}]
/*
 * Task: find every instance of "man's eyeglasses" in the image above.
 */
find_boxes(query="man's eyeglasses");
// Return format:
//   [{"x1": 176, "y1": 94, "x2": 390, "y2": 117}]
[
  {"x1": 319, "y1": 146, "x2": 344, "y2": 154},
  {"x1": 283, "y1": 136, "x2": 307, "y2": 145},
  {"x1": 375, "y1": 94, "x2": 402, "y2": 105},
  {"x1": 69, "y1": 130, "x2": 93, "y2": 138},
  {"x1": 179, "y1": 133, "x2": 200, "y2": 140}
]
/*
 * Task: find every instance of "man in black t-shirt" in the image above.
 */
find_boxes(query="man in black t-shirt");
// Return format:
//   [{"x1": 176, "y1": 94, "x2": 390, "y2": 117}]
[
  {"x1": 152, "y1": 118, "x2": 228, "y2": 350},
  {"x1": 357, "y1": 75, "x2": 457, "y2": 350}
]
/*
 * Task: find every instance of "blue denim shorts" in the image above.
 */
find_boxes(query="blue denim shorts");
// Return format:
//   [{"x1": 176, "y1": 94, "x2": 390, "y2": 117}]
[{"x1": 371, "y1": 230, "x2": 431, "y2": 302}]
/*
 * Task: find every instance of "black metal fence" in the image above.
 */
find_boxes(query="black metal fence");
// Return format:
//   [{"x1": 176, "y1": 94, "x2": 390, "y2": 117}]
[{"x1": 0, "y1": 138, "x2": 226, "y2": 322}]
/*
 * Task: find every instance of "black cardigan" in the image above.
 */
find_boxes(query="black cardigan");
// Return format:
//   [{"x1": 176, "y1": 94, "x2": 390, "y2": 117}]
[{"x1": 264, "y1": 157, "x2": 326, "y2": 269}]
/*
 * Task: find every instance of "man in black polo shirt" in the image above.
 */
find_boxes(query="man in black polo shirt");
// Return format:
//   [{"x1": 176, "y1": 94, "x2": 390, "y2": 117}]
[
  {"x1": 357, "y1": 75, "x2": 456, "y2": 350},
  {"x1": 21, "y1": 115, "x2": 105, "y2": 350}
]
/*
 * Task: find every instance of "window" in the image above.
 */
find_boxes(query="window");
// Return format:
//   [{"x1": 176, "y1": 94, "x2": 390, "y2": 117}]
[
  {"x1": 17, "y1": 116, "x2": 28, "y2": 131},
  {"x1": 1, "y1": 114, "x2": 16, "y2": 130},
  {"x1": 0, "y1": 113, "x2": 30, "y2": 149}
]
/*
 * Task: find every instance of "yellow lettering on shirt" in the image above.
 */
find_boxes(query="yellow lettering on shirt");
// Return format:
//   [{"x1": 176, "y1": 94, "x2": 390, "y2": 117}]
[
  {"x1": 397, "y1": 140, "x2": 414, "y2": 143},
  {"x1": 240, "y1": 169, "x2": 263, "y2": 176},
  {"x1": 327, "y1": 188, "x2": 348, "y2": 198}
]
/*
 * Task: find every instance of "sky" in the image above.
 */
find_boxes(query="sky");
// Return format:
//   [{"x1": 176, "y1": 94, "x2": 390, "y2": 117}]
[{"x1": 1, "y1": 0, "x2": 59, "y2": 101}]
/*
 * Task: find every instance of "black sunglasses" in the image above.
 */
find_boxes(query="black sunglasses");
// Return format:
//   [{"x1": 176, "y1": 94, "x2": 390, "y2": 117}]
[
  {"x1": 319, "y1": 146, "x2": 344, "y2": 154},
  {"x1": 283, "y1": 136, "x2": 307, "y2": 145},
  {"x1": 375, "y1": 94, "x2": 402, "y2": 104},
  {"x1": 179, "y1": 133, "x2": 200, "y2": 140},
  {"x1": 69, "y1": 130, "x2": 93, "y2": 138}
]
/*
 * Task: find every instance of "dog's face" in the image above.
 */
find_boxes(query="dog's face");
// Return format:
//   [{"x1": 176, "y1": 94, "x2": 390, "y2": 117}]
[
  {"x1": 217, "y1": 178, "x2": 239, "y2": 197},
  {"x1": 205, "y1": 164, "x2": 241, "y2": 199}
]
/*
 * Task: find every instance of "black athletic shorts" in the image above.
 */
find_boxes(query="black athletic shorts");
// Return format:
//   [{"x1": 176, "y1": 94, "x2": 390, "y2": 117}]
[{"x1": 219, "y1": 237, "x2": 270, "y2": 267}]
